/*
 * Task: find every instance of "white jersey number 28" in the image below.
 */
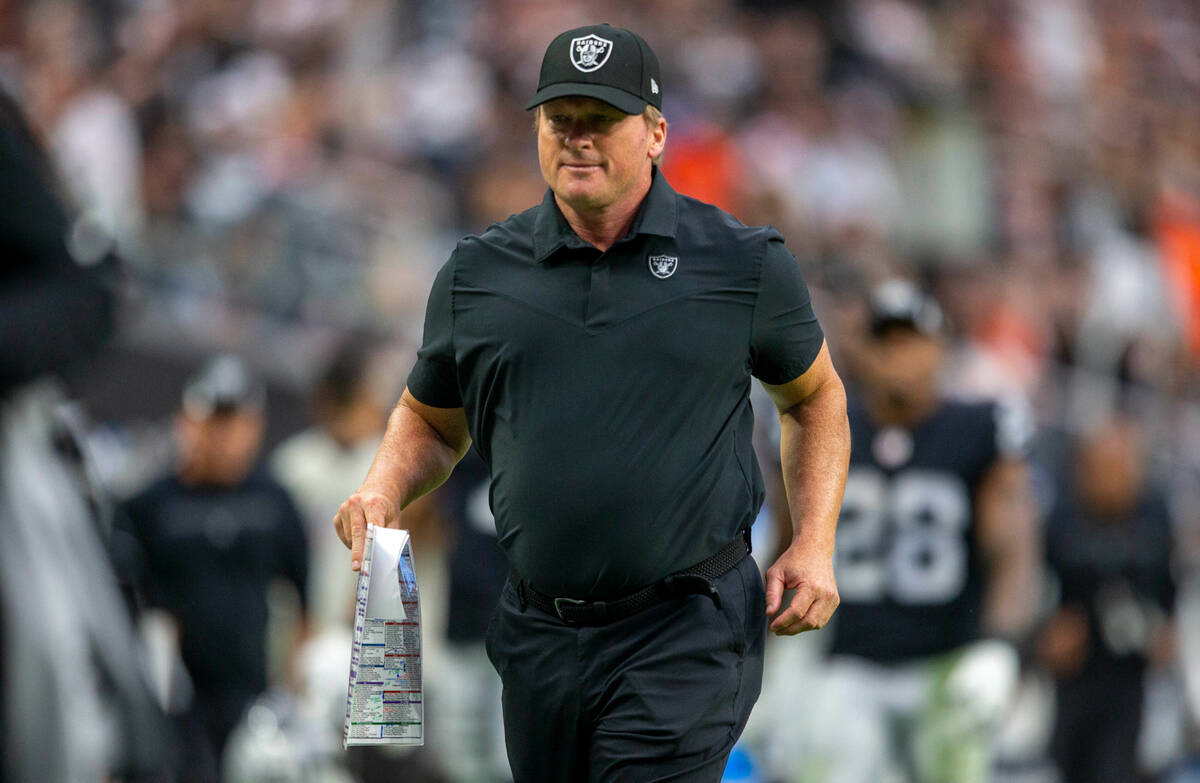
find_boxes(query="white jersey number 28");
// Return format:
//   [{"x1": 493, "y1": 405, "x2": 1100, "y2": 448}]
[{"x1": 836, "y1": 468, "x2": 971, "y2": 605}]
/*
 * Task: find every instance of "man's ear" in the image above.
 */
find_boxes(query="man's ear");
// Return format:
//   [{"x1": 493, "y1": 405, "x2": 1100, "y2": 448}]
[{"x1": 648, "y1": 118, "x2": 667, "y2": 159}]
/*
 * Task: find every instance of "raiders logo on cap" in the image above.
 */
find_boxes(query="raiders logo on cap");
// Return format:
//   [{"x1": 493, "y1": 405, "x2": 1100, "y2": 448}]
[{"x1": 571, "y1": 34, "x2": 613, "y2": 72}]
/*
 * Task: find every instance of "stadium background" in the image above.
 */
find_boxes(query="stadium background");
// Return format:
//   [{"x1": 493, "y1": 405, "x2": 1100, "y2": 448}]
[{"x1": 3, "y1": 0, "x2": 1200, "y2": 780}]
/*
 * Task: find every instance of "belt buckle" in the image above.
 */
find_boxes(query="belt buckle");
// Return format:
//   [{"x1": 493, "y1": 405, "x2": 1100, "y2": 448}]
[{"x1": 553, "y1": 596, "x2": 587, "y2": 622}]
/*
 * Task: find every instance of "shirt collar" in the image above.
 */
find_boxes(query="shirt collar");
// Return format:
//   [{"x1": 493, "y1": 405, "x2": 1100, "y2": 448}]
[{"x1": 532, "y1": 167, "x2": 679, "y2": 264}]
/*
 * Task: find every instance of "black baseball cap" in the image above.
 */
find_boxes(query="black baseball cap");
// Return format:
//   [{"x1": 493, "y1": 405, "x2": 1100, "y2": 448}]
[
  {"x1": 182, "y1": 354, "x2": 266, "y2": 419},
  {"x1": 526, "y1": 23, "x2": 662, "y2": 115},
  {"x1": 868, "y1": 279, "x2": 944, "y2": 337}
]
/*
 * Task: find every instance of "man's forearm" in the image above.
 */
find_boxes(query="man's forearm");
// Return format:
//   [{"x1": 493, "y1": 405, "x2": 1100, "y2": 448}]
[
  {"x1": 978, "y1": 461, "x2": 1040, "y2": 638},
  {"x1": 360, "y1": 399, "x2": 462, "y2": 509},
  {"x1": 984, "y1": 553, "x2": 1038, "y2": 638},
  {"x1": 778, "y1": 377, "x2": 850, "y2": 555}
]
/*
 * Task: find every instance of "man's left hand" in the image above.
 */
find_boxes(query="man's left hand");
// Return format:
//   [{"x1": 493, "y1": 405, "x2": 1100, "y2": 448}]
[{"x1": 764, "y1": 544, "x2": 839, "y2": 635}]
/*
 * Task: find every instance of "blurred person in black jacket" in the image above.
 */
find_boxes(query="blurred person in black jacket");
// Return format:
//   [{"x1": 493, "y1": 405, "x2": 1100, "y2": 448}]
[
  {"x1": 114, "y1": 355, "x2": 310, "y2": 781},
  {"x1": 1038, "y1": 414, "x2": 1176, "y2": 783},
  {"x1": 0, "y1": 88, "x2": 168, "y2": 782}
]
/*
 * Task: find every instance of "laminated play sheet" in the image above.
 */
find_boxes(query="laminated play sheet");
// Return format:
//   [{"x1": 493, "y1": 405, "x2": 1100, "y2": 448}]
[{"x1": 343, "y1": 525, "x2": 423, "y2": 746}]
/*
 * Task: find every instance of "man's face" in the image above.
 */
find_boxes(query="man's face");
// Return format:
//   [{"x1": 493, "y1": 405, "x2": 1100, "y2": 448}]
[
  {"x1": 536, "y1": 96, "x2": 665, "y2": 212},
  {"x1": 1076, "y1": 420, "x2": 1144, "y2": 518},
  {"x1": 862, "y1": 326, "x2": 943, "y2": 412},
  {"x1": 177, "y1": 409, "x2": 264, "y2": 486}
]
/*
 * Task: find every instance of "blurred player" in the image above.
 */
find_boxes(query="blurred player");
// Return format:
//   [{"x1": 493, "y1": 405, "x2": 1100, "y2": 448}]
[
  {"x1": 1038, "y1": 415, "x2": 1175, "y2": 783},
  {"x1": 115, "y1": 355, "x2": 310, "y2": 780},
  {"x1": 271, "y1": 341, "x2": 387, "y2": 631},
  {"x1": 801, "y1": 279, "x2": 1039, "y2": 783}
]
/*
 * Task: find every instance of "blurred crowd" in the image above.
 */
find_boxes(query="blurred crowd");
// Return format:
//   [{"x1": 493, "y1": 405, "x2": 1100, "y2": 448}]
[{"x1": 3, "y1": 0, "x2": 1200, "y2": 781}]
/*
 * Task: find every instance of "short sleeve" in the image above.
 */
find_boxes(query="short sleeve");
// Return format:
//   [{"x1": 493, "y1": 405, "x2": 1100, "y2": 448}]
[
  {"x1": 750, "y1": 238, "x2": 824, "y2": 384},
  {"x1": 406, "y1": 256, "x2": 462, "y2": 407},
  {"x1": 274, "y1": 488, "x2": 310, "y2": 611}
]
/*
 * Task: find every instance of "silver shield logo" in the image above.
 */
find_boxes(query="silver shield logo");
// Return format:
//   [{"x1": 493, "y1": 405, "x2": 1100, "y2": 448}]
[
  {"x1": 648, "y1": 255, "x2": 678, "y2": 279},
  {"x1": 570, "y1": 34, "x2": 613, "y2": 73}
]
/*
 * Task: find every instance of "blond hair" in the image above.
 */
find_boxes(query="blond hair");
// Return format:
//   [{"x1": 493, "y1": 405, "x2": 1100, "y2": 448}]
[{"x1": 643, "y1": 104, "x2": 665, "y2": 166}]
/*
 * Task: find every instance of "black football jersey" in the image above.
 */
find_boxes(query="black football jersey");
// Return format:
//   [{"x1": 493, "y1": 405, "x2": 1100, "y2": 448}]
[
  {"x1": 828, "y1": 396, "x2": 1031, "y2": 662},
  {"x1": 1045, "y1": 485, "x2": 1174, "y2": 673}
]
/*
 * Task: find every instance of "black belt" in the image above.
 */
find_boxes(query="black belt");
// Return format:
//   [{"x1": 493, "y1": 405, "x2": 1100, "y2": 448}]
[{"x1": 511, "y1": 528, "x2": 752, "y2": 627}]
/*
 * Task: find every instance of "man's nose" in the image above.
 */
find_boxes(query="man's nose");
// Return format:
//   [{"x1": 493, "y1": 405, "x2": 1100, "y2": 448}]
[{"x1": 563, "y1": 121, "x2": 593, "y2": 147}]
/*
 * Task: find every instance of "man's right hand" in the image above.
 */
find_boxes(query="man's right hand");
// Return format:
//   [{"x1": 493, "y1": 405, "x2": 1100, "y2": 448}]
[{"x1": 334, "y1": 491, "x2": 401, "y2": 571}]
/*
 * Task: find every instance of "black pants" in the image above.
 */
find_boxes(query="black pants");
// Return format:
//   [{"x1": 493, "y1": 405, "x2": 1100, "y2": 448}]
[
  {"x1": 1051, "y1": 669, "x2": 1144, "y2": 783},
  {"x1": 486, "y1": 554, "x2": 766, "y2": 783}
]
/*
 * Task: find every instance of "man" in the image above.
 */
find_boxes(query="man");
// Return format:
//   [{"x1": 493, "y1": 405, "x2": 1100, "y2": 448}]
[
  {"x1": 335, "y1": 24, "x2": 849, "y2": 781},
  {"x1": 115, "y1": 355, "x2": 310, "y2": 778},
  {"x1": 1038, "y1": 415, "x2": 1174, "y2": 783},
  {"x1": 799, "y1": 279, "x2": 1038, "y2": 783},
  {"x1": 272, "y1": 342, "x2": 389, "y2": 631}
]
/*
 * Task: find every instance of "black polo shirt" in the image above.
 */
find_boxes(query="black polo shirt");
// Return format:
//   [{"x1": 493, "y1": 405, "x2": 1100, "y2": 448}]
[{"x1": 407, "y1": 170, "x2": 823, "y2": 598}]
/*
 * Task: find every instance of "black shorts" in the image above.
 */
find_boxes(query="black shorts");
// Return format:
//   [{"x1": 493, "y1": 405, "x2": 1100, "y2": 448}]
[{"x1": 486, "y1": 554, "x2": 766, "y2": 782}]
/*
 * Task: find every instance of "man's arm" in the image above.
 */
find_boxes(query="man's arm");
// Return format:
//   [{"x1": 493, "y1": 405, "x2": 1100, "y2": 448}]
[
  {"x1": 334, "y1": 387, "x2": 471, "y2": 570},
  {"x1": 976, "y1": 457, "x2": 1039, "y2": 637},
  {"x1": 759, "y1": 341, "x2": 851, "y2": 635}
]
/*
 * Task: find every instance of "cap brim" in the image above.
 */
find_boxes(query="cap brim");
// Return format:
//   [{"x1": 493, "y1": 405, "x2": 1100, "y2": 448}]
[
  {"x1": 525, "y1": 82, "x2": 647, "y2": 115},
  {"x1": 870, "y1": 315, "x2": 938, "y2": 338}
]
